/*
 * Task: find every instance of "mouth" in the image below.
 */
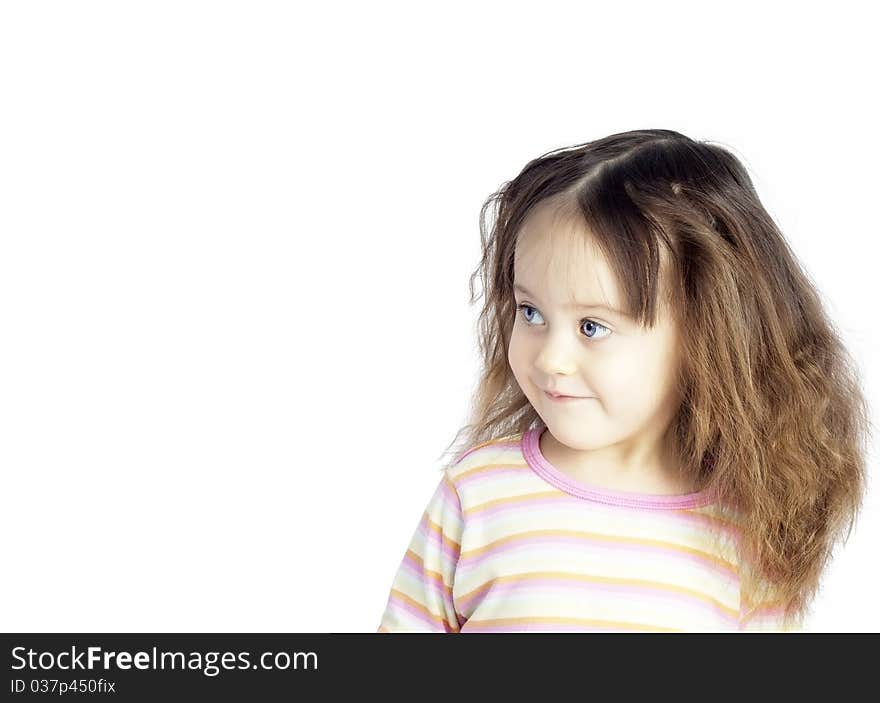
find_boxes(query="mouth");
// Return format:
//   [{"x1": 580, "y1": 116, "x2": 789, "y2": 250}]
[{"x1": 544, "y1": 390, "x2": 590, "y2": 402}]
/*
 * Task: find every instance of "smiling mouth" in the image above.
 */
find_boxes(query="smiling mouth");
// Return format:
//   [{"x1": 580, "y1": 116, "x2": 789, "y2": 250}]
[{"x1": 544, "y1": 390, "x2": 590, "y2": 401}]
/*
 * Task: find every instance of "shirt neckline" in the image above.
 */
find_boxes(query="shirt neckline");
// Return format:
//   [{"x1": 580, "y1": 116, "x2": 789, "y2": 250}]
[{"x1": 521, "y1": 425, "x2": 717, "y2": 510}]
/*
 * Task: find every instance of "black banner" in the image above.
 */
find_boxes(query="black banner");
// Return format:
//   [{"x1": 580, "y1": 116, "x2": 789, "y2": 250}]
[{"x1": 0, "y1": 632, "x2": 857, "y2": 699}]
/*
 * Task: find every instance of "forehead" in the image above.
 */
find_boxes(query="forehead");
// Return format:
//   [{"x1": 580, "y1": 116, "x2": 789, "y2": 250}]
[{"x1": 514, "y1": 202, "x2": 621, "y2": 309}]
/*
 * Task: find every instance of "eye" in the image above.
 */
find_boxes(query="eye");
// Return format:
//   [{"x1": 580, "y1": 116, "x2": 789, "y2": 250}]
[{"x1": 515, "y1": 303, "x2": 611, "y2": 341}]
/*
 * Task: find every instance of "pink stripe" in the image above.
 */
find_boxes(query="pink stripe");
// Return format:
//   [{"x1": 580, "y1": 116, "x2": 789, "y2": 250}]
[
  {"x1": 465, "y1": 492, "x2": 741, "y2": 541},
  {"x1": 415, "y1": 515, "x2": 460, "y2": 563},
  {"x1": 461, "y1": 620, "x2": 676, "y2": 632},
  {"x1": 456, "y1": 579, "x2": 739, "y2": 627},
  {"x1": 400, "y1": 552, "x2": 453, "y2": 592},
  {"x1": 386, "y1": 592, "x2": 453, "y2": 632},
  {"x1": 456, "y1": 533, "x2": 736, "y2": 579}
]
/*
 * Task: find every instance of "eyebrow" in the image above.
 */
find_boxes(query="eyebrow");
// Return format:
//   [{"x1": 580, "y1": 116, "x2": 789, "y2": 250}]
[{"x1": 513, "y1": 283, "x2": 628, "y2": 317}]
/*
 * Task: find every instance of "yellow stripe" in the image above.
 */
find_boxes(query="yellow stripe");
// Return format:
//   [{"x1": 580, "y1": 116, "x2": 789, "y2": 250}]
[
  {"x1": 463, "y1": 615, "x2": 683, "y2": 632},
  {"x1": 455, "y1": 571, "x2": 739, "y2": 619}
]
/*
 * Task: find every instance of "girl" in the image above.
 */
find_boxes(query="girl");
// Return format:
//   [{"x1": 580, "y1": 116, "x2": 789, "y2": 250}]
[{"x1": 377, "y1": 129, "x2": 871, "y2": 632}]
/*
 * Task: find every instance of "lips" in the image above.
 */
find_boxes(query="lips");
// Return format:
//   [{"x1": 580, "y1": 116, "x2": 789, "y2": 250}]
[
  {"x1": 544, "y1": 390, "x2": 588, "y2": 401},
  {"x1": 544, "y1": 389, "x2": 583, "y2": 398}
]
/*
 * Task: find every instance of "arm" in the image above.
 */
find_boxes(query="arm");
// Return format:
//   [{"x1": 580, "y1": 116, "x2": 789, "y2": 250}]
[{"x1": 377, "y1": 471, "x2": 465, "y2": 632}]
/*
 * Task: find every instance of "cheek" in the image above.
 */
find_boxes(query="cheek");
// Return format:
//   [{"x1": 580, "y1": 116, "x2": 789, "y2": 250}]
[
  {"x1": 604, "y1": 349, "x2": 676, "y2": 407},
  {"x1": 589, "y1": 353, "x2": 647, "y2": 409},
  {"x1": 507, "y1": 325, "x2": 524, "y2": 358},
  {"x1": 507, "y1": 336, "x2": 537, "y2": 392},
  {"x1": 593, "y1": 353, "x2": 632, "y2": 387},
  {"x1": 507, "y1": 340, "x2": 527, "y2": 377}
]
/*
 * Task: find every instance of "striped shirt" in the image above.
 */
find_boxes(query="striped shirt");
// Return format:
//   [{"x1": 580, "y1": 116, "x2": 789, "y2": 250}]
[{"x1": 377, "y1": 426, "x2": 801, "y2": 633}]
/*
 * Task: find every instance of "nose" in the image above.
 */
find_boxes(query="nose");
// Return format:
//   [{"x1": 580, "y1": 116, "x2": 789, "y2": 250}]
[{"x1": 534, "y1": 340, "x2": 581, "y2": 377}]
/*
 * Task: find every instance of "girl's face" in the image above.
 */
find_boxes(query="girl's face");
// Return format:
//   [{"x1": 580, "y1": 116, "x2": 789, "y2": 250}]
[{"x1": 508, "y1": 203, "x2": 683, "y2": 462}]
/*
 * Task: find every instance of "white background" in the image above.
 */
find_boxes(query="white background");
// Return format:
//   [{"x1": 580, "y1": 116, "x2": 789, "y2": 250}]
[{"x1": 1, "y1": 1, "x2": 876, "y2": 632}]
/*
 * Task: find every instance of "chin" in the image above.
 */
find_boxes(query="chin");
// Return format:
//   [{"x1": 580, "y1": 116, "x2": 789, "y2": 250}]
[{"x1": 545, "y1": 418, "x2": 604, "y2": 444}]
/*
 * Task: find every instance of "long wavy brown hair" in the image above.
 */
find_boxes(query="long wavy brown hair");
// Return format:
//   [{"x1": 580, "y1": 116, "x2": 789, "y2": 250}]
[{"x1": 436, "y1": 128, "x2": 873, "y2": 629}]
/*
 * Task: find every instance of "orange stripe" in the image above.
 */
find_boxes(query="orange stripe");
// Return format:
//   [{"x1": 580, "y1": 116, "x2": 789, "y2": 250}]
[
  {"x1": 456, "y1": 461, "x2": 533, "y2": 482},
  {"x1": 452, "y1": 434, "x2": 523, "y2": 464},
  {"x1": 458, "y1": 527, "x2": 736, "y2": 571},
  {"x1": 455, "y1": 571, "x2": 739, "y2": 619},
  {"x1": 388, "y1": 588, "x2": 458, "y2": 631},
  {"x1": 403, "y1": 548, "x2": 454, "y2": 597},
  {"x1": 423, "y1": 513, "x2": 462, "y2": 554}
]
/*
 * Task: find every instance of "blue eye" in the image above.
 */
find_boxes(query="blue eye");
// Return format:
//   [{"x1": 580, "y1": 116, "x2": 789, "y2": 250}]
[{"x1": 515, "y1": 303, "x2": 611, "y2": 341}]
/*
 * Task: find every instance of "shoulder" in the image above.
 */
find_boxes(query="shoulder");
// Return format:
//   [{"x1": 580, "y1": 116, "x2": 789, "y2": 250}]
[{"x1": 445, "y1": 431, "x2": 528, "y2": 485}]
